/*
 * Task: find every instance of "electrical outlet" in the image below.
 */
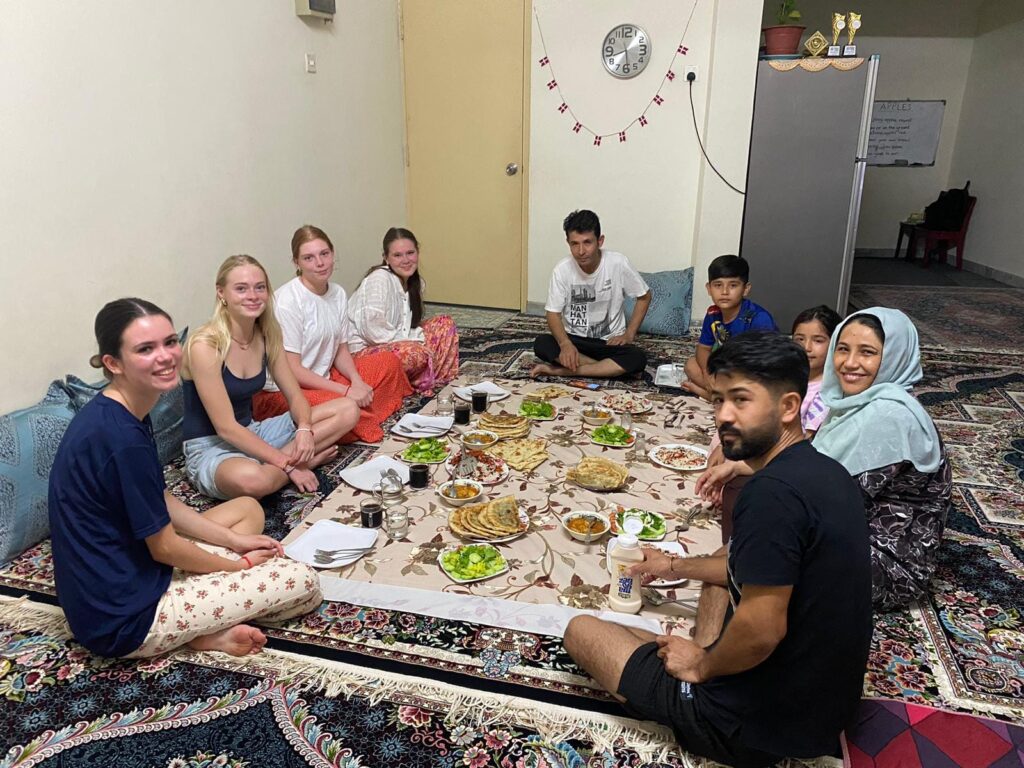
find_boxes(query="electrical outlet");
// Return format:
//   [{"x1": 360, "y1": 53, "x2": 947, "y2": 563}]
[
  {"x1": 685, "y1": 66, "x2": 698, "y2": 82},
  {"x1": 305, "y1": 53, "x2": 317, "y2": 74}
]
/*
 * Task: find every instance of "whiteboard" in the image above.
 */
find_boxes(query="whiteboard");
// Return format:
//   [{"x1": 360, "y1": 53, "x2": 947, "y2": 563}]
[{"x1": 866, "y1": 100, "x2": 945, "y2": 166}]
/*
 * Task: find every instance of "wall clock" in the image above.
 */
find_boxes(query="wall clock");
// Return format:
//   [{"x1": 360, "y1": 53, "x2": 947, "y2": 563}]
[{"x1": 602, "y1": 24, "x2": 651, "y2": 79}]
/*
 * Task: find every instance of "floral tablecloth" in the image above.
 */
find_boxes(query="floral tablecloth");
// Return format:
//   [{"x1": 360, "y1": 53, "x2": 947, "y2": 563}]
[{"x1": 285, "y1": 377, "x2": 722, "y2": 633}]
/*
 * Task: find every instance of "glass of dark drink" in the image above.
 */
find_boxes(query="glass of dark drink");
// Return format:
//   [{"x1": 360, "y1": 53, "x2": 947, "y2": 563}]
[
  {"x1": 409, "y1": 463, "x2": 429, "y2": 489},
  {"x1": 471, "y1": 390, "x2": 489, "y2": 414},
  {"x1": 454, "y1": 401, "x2": 471, "y2": 425}
]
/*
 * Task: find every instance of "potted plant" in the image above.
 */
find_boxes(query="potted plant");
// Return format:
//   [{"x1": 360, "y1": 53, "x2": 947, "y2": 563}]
[{"x1": 763, "y1": 0, "x2": 805, "y2": 56}]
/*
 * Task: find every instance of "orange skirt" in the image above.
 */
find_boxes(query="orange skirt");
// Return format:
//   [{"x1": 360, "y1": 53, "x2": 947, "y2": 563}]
[{"x1": 252, "y1": 351, "x2": 412, "y2": 444}]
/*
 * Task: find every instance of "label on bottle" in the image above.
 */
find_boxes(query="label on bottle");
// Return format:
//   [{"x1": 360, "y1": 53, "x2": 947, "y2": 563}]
[{"x1": 615, "y1": 563, "x2": 635, "y2": 599}]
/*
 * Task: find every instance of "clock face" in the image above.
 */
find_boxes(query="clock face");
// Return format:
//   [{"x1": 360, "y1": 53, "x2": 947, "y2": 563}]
[{"x1": 602, "y1": 24, "x2": 651, "y2": 79}]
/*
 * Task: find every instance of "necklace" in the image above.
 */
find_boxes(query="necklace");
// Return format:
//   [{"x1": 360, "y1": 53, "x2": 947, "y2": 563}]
[{"x1": 231, "y1": 327, "x2": 257, "y2": 350}]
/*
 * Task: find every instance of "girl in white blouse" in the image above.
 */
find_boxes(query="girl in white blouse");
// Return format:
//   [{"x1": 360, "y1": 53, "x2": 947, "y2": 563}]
[{"x1": 348, "y1": 228, "x2": 459, "y2": 393}]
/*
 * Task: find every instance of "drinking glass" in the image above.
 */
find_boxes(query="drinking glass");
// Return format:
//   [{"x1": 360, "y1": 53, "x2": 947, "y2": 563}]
[
  {"x1": 619, "y1": 412, "x2": 633, "y2": 432},
  {"x1": 471, "y1": 390, "x2": 489, "y2": 414},
  {"x1": 436, "y1": 394, "x2": 454, "y2": 418},
  {"x1": 384, "y1": 506, "x2": 410, "y2": 541}
]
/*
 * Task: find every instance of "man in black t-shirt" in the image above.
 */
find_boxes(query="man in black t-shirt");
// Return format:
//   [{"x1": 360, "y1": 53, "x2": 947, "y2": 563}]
[{"x1": 564, "y1": 333, "x2": 872, "y2": 768}]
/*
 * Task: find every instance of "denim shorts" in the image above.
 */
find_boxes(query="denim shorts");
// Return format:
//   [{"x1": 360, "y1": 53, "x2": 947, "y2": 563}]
[{"x1": 183, "y1": 413, "x2": 296, "y2": 500}]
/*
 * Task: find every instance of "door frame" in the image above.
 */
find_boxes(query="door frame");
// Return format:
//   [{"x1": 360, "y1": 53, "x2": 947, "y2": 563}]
[{"x1": 398, "y1": 0, "x2": 532, "y2": 312}]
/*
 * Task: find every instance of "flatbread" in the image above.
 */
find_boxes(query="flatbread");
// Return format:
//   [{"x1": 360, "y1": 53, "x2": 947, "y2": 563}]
[
  {"x1": 448, "y1": 496, "x2": 525, "y2": 540},
  {"x1": 567, "y1": 456, "x2": 629, "y2": 491},
  {"x1": 531, "y1": 385, "x2": 572, "y2": 400},
  {"x1": 486, "y1": 438, "x2": 548, "y2": 471},
  {"x1": 478, "y1": 412, "x2": 531, "y2": 439}
]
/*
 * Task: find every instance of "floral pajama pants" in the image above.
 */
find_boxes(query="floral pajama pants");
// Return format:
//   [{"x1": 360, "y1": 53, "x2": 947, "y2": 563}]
[
  {"x1": 126, "y1": 546, "x2": 322, "y2": 658},
  {"x1": 355, "y1": 314, "x2": 459, "y2": 394}
]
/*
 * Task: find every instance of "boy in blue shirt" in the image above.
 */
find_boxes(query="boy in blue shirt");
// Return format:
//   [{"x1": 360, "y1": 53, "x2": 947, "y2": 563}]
[{"x1": 683, "y1": 255, "x2": 777, "y2": 399}]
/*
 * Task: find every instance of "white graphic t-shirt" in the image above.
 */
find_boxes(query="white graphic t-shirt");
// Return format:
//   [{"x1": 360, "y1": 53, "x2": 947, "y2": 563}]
[{"x1": 545, "y1": 250, "x2": 649, "y2": 340}]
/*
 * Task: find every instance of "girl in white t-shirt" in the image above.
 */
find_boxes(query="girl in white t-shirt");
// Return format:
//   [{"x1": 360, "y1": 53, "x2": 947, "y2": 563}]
[
  {"x1": 252, "y1": 225, "x2": 412, "y2": 443},
  {"x1": 348, "y1": 228, "x2": 459, "y2": 394}
]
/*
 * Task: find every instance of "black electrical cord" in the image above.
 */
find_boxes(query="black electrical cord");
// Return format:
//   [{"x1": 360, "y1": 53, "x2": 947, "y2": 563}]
[{"x1": 688, "y1": 76, "x2": 745, "y2": 195}]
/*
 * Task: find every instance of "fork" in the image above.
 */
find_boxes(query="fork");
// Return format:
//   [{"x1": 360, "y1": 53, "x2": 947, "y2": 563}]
[
  {"x1": 395, "y1": 423, "x2": 447, "y2": 435},
  {"x1": 314, "y1": 546, "x2": 374, "y2": 558}
]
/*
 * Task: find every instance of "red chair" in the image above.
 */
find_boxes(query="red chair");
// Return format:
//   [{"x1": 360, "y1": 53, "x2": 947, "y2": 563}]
[{"x1": 919, "y1": 195, "x2": 976, "y2": 270}]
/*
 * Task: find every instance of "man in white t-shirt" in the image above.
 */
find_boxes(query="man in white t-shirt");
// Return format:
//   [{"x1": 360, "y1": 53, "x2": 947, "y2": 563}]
[{"x1": 532, "y1": 210, "x2": 651, "y2": 378}]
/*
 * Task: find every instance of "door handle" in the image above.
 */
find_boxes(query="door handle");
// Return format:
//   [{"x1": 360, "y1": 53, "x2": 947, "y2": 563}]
[{"x1": 505, "y1": 163, "x2": 519, "y2": 176}]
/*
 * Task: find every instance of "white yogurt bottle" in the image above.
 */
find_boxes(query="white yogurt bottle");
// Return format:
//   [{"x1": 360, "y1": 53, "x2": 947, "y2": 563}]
[{"x1": 608, "y1": 516, "x2": 645, "y2": 613}]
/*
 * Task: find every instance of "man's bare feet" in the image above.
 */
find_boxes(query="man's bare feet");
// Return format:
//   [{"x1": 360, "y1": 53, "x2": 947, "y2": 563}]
[
  {"x1": 530, "y1": 363, "x2": 571, "y2": 378},
  {"x1": 188, "y1": 624, "x2": 267, "y2": 656}
]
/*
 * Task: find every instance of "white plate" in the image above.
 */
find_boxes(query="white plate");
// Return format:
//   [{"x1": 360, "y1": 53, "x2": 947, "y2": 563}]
[
  {"x1": 398, "y1": 444, "x2": 452, "y2": 464},
  {"x1": 338, "y1": 455, "x2": 410, "y2": 492},
  {"x1": 654, "y1": 363, "x2": 686, "y2": 388},
  {"x1": 453, "y1": 381, "x2": 511, "y2": 403},
  {"x1": 649, "y1": 443, "x2": 710, "y2": 472},
  {"x1": 590, "y1": 432, "x2": 635, "y2": 449},
  {"x1": 437, "y1": 544, "x2": 510, "y2": 583},
  {"x1": 284, "y1": 519, "x2": 379, "y2": 570},
  {"x1": 445, "y1": 450, "x2": 510, "y2": 486},
  {"x1": 607, "y1": 538, "x2": 688, "y2": 588},
  {"x1": 599, "y1": 393, "x2": 653, "y2": 414},
  {"x1": 390, "y1": 413, "x2": 454, "y2": 439}
]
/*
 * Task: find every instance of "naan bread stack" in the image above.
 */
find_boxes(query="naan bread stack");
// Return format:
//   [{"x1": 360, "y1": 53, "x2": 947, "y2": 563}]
[
  {"x1": 478, "y1": 412, "x2": 531, "y2": 439},
  {"x1": 566, "y1": 456, "x2": 629, "y2": 491},
  {"x1": 486, "y1": 438, "x2": 548, "y2": 471},
  {"x1": 531, "y1": 385, "x2": 572, "y2": 400},
  {"x1": 448, "y1": 496, "x2": 526, "y2": 541}
]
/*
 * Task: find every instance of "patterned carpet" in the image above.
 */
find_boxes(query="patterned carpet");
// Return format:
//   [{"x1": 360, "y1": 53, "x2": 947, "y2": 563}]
[
  {"x1": 1, "y1": 315, "x2": 1022, "y2": 764},
  {"x1": 0, "y1": 602, "x2": 681, "y2": 768},
  {"x1": 848, "y1": 285, "x2": 1024, "y2": 352}
]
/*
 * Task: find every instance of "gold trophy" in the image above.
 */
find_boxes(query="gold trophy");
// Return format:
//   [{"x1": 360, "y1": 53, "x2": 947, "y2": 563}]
[
  {"x1": 804, "y1": 30, "x2": 829, "y2": 57},
  {"x1": 845, "y1": 12, "x2": 862, "y2": 56},
  {"x1": 828, "y1": 13, "x2": 845, "y2": 57}
]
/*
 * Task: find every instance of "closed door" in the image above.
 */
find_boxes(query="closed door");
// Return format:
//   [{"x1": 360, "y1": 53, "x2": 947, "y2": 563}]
[{"x1": 402, "y1": 0, "x2": 526, "y2": 309}]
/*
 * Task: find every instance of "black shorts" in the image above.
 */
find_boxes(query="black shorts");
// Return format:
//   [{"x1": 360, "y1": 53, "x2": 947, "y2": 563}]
[
  {"x1": 533, "y1": 333, "x2": 647, "y2": 375},
  {"x1": 617, "y1": 643, "x2": 782, "y2": 768}
]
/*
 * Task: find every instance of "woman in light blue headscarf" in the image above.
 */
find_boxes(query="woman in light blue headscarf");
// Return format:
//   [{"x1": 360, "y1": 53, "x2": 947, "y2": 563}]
[{"x1": 813, "y1": 307, "x2": 951, "y2": 610}]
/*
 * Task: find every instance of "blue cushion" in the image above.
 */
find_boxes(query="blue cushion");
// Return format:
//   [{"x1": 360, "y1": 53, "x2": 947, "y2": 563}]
[
  {"x1": 0, "y1": 381, "x2": 76, "y2": 565},
  {"x1": 624, "y1": 268, "x2": 694, "y2": 337},
  {"x1": 63, "y1": 327, "x2": 187, "y2": 467}
]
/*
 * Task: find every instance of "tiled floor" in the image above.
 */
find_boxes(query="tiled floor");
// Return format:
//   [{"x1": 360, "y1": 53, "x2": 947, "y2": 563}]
[
  {"x1": 423, "y1": 302, "x2": 517, "y2": 329},
  {"x1": 851, "y1": 256, "x2": 1008, "y2": 288}
]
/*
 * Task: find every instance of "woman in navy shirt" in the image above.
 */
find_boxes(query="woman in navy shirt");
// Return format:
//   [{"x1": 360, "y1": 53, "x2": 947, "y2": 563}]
[{"x1": 48, "y1": 298, "x2": 322, "y2": 658}]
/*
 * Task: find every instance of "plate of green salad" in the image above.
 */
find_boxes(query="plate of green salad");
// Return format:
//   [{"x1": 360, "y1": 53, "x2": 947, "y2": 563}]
[
  {"x1": 610, "y1": 507, "x2": 667, "y2": 541},
  {"x1": 518, "y1": 399, "x2": 556, "y2": 421},
  {"x1": 438, "y1": 543, "x2": 509, "y2": 583},
  {"x1": 399, "y1": 437, "x2": 451, "y2": 464},
  {"x1": 590, "y1": 424, "x2": 635, "y2": 447}
]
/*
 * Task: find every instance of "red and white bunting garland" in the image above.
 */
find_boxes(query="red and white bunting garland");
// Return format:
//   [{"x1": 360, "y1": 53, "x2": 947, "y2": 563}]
[{"x1": 534, "y1": 2, "x2": 699, "y2": 147}]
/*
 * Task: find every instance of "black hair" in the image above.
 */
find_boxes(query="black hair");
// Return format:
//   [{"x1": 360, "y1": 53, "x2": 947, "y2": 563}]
[
  {"x1": 92, "y1": 298, "x2": 174, "y2": 380},
  {"x1": 791, "y1": 305, "x2": 842, "y2": 337},
  {"x1": 563, "y1": 209, "x2": 601, "y2": 240},
  {"x1": 707, "y1": 331, "x2": 809, "y2": 400},
  {"x1": 707, "y1": 254, "x2": 749, "y2": 282},
  {"x1": 842, "y1": 313, "x2": 885, "y2": 345}
]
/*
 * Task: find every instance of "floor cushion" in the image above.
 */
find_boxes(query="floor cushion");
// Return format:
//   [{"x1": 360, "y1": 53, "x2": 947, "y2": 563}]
[
  {"x1": 0, "y1": 381, "x2": 76, "y2": 565},
  {"x1": 623, "y1": 268, "x2": 694, "y2": 337}
]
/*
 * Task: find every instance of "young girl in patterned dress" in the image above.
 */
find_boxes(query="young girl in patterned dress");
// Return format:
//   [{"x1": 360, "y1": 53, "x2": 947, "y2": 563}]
[
  {"x1": 48, "y1": 299, "x2": 322, "y2": 659},
  {"x1": 347, "y1": 228, "x2": 459, "y2": 394},
  {"x1": 251, "y1": 225, "x2": 413, "y2": 443}
]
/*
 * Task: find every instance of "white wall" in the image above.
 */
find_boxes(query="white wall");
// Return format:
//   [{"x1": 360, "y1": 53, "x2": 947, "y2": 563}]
[
  {"x1": 528, "y1": 0, "x2": 762, "y2": 320},
  {"x1": 949, "y1": 15, "x2": 1024, "y2": 280},
  {"x1": 855, "y1": 36, "x2": 974, "y2": 249},
  {"x1": 0, "y1": 1, "x2": 406, "y2": 412}
]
